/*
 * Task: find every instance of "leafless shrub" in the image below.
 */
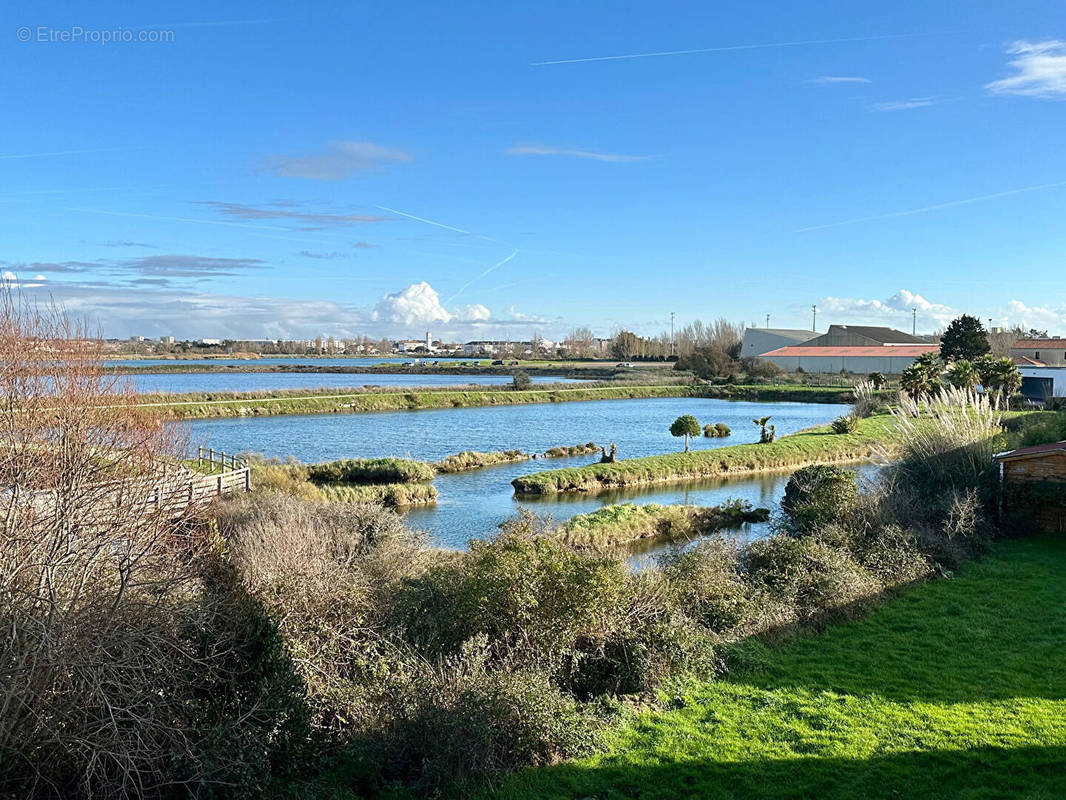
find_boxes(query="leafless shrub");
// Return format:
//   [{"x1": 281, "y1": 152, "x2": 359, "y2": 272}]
[
  {"x1": 216, "y1": 491, "x2": 431, "y2": 734},
  {"x1": 0, "y1": 291, "x2": 229, "y2": 798}
]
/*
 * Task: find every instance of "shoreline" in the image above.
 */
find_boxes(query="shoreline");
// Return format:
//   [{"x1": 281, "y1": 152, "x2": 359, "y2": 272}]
[
  {"x1": 511, "y1": 415, "x2": 895, "y2": 495},
  {"x1": 138, "y1": 383, "x2": 858, "y2": 420}
]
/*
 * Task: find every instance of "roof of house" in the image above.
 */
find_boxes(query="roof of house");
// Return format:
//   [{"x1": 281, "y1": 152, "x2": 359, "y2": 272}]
[
  {"x1": 993, "y1": 441, "x2": 1066, "y2": 461},
  {"x1": 1011, "y1": 338, "x2": 1066, "y2": 350},
  {"x1": 761, "y1": 344, "x2": 939, "y2": 358},
  {"x1": 1013, "y1": 356, "x2": 1047, "y2": 366},
  {"x1": 820, "y1": 325, "x2": 928, "y2": 344}
]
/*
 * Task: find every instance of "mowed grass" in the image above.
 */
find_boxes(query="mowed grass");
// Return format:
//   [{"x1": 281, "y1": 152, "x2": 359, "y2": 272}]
[{"x1": 486, "y1": 534, "x2": 1066, "y2": 800}]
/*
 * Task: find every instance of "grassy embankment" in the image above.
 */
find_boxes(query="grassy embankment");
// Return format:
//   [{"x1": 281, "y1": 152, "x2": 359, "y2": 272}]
[
  {"x1": 513, "y1": 414, "x2": 898, "y2": 495},
  {"x1": 433, "y1": 443, "x2": 600, "y2": 473},
  {"x1": 243, "y1": 445, "x2": 606, "y2": 504},
  {"x1": 557, "y1": 500, "x2": 770, "y2": 549},
  {"x1": 139, "y1": 383, "x2": 860, "y2": 420},
  {"x1": 115, "y1": 362, "x2": 653, "y2": 380},
  {"x1": 248, "y1": 456, "x2": 439, "y2": 507},
  {"x1": 489, "y1": 533, "x2": 1066, "y2": 800}
]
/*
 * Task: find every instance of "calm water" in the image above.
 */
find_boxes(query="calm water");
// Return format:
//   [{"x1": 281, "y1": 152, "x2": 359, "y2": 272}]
[
  {"x1": 126, "y1": 372, "x2": 583, "y2": 394},
  {"x1": 186, "y1": 397, "x2": 850, "y2": 549}
]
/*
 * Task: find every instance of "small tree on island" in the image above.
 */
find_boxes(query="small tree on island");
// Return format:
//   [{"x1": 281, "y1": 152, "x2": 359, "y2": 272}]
[
  {"x1": 940, "y1": 315, "x2": 991, "y2": 362},
  {"x1": 670, "y1": 414, "x2": 700, "y2": 452},
  {"x1": 511, "y1": 370, "x2": 532, "y2": 390}
]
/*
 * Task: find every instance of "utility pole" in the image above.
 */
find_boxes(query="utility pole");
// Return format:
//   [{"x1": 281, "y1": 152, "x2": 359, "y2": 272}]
[
  {"x1": 670, "y1": 311, "x2": 675, "y2": 357},
  {"x1": 811, "y1": 305, "x2": 817, "y2": 332},
  {"x1": 766, "y1": 313, "x2": 771, "y2": 329},
  {"x1": 912, "y1": 308, "x2": 917, "y2": 336}
]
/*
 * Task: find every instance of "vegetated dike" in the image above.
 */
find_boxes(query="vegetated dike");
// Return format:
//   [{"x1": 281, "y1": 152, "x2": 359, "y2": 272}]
[
  {"x1": 512, "y1": 414, "x2": 898, "y2": 495},
  {"x1": 138, "y1": 383, "x2": 859, "y2": 420}
]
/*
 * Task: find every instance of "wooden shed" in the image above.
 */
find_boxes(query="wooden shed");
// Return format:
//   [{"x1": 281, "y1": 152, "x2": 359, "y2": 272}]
[{"x1": 994, "y1": 441, "x2": 1066, "y2": 532}]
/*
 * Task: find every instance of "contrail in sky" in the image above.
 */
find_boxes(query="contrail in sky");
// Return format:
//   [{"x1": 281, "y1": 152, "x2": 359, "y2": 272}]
[
  {"x1": 375, "y1": 205, "x2": 474, "y2": 235},
  {"x1": 145, "y1": 17, "x2": 292, "y2": 28},
  {"x1": 0, "y1": 187, "x2": 121, "y2": 199},
  {"x1": 447, "y1": 249, "x2": 519, "y2": 303},
  {"x1": 793, "y1": 180, "x2": 1066, "y2": 233},
  {"x1": 532, "y1": 31, "x2": 936, "y2": 66},
  {"x1": 376, "y1": 204, "x2": 517, "y2": 302},
  {"x1": 0, "y1": 147, "x2": 132, "y2": 161}
]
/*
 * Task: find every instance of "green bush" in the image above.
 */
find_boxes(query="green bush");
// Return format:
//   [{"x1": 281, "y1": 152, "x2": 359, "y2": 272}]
[
  {"x1": 434, "y1": 450, "x2": 530, "y2": 473},
  {"x1": 830, "y1": 414, "x2": 859, "y2": 434},
  {"x1": 660, "y1": 539, "x2": 754, "y2": 633},
  {"x1": 396, "y1": 533, "x2": 630, "y2": 663},
  {"x1": 381, "y1": 643, "x2": 599, "y2": 794},
  {"x1": 316, "y1": 482, "x2": 438, "y2": 507},
  {"x1": 742, "y1": 535, "x2": 881, "y2": 623},
  {"x1": 703, "y1": 422, "x2": 731, "y2": 437},
  {"x1": 306, "y1": 457, "x2": 434, "y2": 485},
  {"x1": 782, "y1": 464, "x2": 859, "y2": 532}
]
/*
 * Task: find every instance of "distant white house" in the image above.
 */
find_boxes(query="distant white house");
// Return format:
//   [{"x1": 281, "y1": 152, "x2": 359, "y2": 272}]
[{"x1": 1019, "y1": 366, "x2": 1066, "y2": 401}]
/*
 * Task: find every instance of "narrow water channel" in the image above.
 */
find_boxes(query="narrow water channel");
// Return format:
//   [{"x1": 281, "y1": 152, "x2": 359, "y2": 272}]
[{"x1": 186, "y1": 396, "x2": 852, "y2": 549}]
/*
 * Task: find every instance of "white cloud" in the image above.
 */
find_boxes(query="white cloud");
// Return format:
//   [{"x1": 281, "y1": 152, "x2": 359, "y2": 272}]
[
  {"x1": 809, "y1": 76, "x2": 871, "y2": 84},
  {"x1": 986, "y1": 40, "x2": 1066, "y2": 98},
  {"x1": 870, "y1": 97, "x2": 939, "y2": 112},
  {"x1": 506, "y1": 144, "x2": 653, "y2": 163},
  {"x1": 371, "y1": 284, "x2": 500, "y2": 327},
  {"x1": 1003, "y1": 300, "x2": 1066, "y2": 330},
  {"x1": 32, "y1": 274, "x2": 46, "y2": 281},
  {"x1": 818, "y1": 289, "x2": 960, "y2": 328},
  {"x1": 372, "y1": 281, "x2": 455, "y2": 326},
  {"x1": 505, "y1": 305, "x2": 551, "y2": 324},
  {"x1": 458, "y1": 303, "x2": 491, "y2": 321},
  {"x1": 2, "y1": 271, "x2": 16, "y2": 281}
]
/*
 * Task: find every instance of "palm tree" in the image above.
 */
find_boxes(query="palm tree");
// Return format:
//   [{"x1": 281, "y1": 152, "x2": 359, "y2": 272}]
[
  {"x1": 752, "y1": 415, "x2": 775, "y2": 443},
  {"x1": 987, "y1": 358, "x2": 1022, "y2": 407},
  {"x1": 901, "y1": 352, "x2": 943, "y2": 398},
  {"x1": 947, "y1": 359, "x2": 979, "y2": 391}
]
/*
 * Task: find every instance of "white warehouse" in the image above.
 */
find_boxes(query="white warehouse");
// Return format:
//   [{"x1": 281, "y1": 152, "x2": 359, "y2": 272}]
[{"x1": 1019, "y1": 366, "x2": 1066, "y2": 402}]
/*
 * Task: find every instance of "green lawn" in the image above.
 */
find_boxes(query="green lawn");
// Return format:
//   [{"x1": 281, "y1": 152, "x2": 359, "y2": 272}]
[{"x1": 487, "y1": 534, "x2": 1066, "y2": 800}]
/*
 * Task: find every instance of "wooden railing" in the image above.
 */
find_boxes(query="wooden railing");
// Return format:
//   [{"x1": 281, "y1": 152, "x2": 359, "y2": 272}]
[
  {"x1": 15, "y1": 449, "x2": 252, "y2": 524},
  {"x1": 195, "y1": 446, "x2": 248, "y2": 473}
]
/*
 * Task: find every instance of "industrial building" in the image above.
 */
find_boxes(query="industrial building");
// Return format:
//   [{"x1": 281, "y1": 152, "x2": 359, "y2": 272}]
[
  {"x1": 740, "y1": 328, "x2": 817, "y2": 359},
  {"x1": 756, "y1": 325, "x2": 938, "y2": 375}
]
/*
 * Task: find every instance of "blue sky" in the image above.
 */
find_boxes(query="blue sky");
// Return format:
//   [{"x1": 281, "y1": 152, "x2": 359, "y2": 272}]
[{"x1": 1, "y1": 0, "x2": 1065, "y2": 340}]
